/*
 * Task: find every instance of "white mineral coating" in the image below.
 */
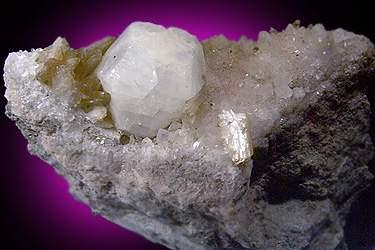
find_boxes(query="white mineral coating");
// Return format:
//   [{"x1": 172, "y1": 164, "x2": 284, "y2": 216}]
[
  {"x1": 96, "y1": 22, "x2": 206, "y2": 137},
  {"x1": 4, "y1": 21, "x2": 375, "y2": 250},
  {"x1": 218, "y1": 109, "x2": 253, "y2": 164}
]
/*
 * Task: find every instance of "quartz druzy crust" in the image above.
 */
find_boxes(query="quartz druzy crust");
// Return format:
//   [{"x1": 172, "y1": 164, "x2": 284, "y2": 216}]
[
  {"x1": 96, "y1": 22, "x2": 206, "y2": 137},
  {"x1": 3, "y1": 22, "x2": 375, "y2": 250}
]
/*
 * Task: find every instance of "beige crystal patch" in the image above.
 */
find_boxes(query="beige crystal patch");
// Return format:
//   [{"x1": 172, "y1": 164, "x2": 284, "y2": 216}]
[{"x1": 218, "y1": 109, "x2": 253, "y2": 164}]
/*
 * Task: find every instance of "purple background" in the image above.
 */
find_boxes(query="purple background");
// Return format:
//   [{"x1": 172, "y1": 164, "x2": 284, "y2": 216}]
[{"x1": 1, "y1": 0, "x2": 374, "y2": 249}]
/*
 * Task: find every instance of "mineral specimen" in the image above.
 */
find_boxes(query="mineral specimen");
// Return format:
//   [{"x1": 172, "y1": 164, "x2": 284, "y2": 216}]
[
  {"x1": 96, "y1": 22, "x2": 206, "y2": 137},
  {"x1": 4, "y1": 21, "x2": 374, "y2": 250}
]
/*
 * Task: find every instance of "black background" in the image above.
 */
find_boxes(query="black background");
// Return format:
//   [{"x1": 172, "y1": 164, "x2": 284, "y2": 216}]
[{"x1": 1, "y1": 0, "x2": 374, "y2": 249}]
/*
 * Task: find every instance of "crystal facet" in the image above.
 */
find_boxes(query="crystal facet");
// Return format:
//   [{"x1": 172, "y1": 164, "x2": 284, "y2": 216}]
[{"x1": 96, "y1": 22, "x2": 206, "y2": 137}]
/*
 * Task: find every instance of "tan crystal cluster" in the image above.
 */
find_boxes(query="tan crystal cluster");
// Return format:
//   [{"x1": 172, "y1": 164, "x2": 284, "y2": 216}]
[{"x1": 35, "y1": 36, "x2": 116, "y2": 127}]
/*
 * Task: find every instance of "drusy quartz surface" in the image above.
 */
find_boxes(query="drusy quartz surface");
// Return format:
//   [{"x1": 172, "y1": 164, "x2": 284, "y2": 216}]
[{"x1": 4, "y1": 22, "x2": 374, "y2": 249}]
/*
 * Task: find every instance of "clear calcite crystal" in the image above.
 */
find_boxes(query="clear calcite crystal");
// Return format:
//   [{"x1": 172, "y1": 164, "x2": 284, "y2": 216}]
[
  {"x1": 4, "y1": 21, "x2": 375, "y2": 250},
  {"x1": 96, "y1": 22, "x2": 206, "y2": 137}
]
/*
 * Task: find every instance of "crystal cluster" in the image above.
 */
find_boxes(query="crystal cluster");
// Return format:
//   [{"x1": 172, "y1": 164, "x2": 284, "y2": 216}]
[
  {"x1": 34, "y1": 36, "x2": 116, "y2": 127},
  {"x1": 193, "y1": 22, "x2": 373, "y2": 149},
  {"x1": 96, "y1": 22, "x2": 206, "y2": 137},
  {"x1": 3, "y1": 21, "x2": 374, "y2": 250}
]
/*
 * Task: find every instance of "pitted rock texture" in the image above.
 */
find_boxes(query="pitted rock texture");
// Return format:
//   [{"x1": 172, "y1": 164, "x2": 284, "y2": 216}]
[{"x1": 3, "y1": 22, "x2": 374, "y2": 249}]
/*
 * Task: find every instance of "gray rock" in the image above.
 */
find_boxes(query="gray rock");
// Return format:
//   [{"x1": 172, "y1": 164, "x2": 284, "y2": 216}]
[{"x1": 3, "y1": 22, "x2": 374, "y2": 249}]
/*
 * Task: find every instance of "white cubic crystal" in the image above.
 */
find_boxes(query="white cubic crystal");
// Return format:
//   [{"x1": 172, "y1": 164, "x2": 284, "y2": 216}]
[{"x1": 96, "y1": 22, "x2": 206, "y2": 137}]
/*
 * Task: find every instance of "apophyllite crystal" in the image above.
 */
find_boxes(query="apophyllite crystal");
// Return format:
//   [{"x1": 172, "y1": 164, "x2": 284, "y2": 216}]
[{"x1": 96, "y1": 22, "x2": 206, "y2": 137}]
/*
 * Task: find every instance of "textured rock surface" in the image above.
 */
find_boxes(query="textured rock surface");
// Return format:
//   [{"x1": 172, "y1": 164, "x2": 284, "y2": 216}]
[{"x1": 3, "y1": 22, "x2": 374, "y2": 249}]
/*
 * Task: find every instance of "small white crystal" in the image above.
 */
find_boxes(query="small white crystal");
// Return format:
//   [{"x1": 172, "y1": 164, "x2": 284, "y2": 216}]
[
  {"x1": 275, "y1": 84, "x2": 293, "y2": 98},
  {"x1": 218, "y1": 109, "x2": 253, "y2": 164},
  {"x1": 192, "y1": 141, "x2": 200, "y2": 149},
  {"x1": 96, "y1": 22, "x2": 206, "y2": 137},
  {"x1": 86, "y1": 106, "x2": 107, "y2": 123},
  {"x1": 293, "y1": 87, "x2": 306, "y2": 98},
  {"x1": 155, "y1": 128, "x2": 171, "y2": 145}
]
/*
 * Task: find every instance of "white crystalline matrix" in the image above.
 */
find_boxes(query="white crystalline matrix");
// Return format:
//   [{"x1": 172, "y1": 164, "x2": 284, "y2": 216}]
[{"x1": 96, "y1": 22, "x2": 206, "y2": 137}]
